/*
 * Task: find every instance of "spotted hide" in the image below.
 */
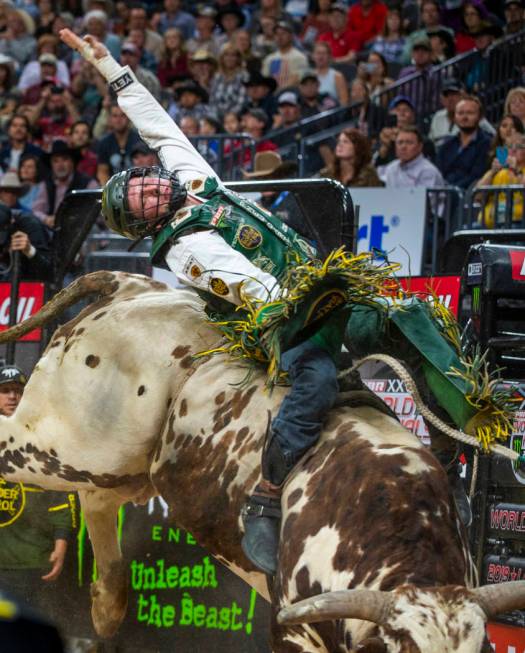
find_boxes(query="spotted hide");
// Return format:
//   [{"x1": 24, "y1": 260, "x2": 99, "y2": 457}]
[{"x1": 0, "y1": 271, "x2": 521, "y2": 651}]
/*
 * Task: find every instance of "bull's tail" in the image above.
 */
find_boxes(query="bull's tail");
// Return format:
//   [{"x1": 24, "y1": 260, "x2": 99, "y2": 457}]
[{"x1": 0, "y1": 271, "x2": 120, "y2": 343}]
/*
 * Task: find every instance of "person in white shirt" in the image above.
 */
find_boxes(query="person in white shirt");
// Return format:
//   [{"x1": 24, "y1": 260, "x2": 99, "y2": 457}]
[{"x1": 383, "y1": 125, "x2": 444, "y2": 188}]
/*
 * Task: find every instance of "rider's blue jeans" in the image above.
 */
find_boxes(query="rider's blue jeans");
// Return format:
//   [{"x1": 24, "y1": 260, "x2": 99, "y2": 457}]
[{"x1": 271, "y1": 339, "x2": 339, "y2": 466}]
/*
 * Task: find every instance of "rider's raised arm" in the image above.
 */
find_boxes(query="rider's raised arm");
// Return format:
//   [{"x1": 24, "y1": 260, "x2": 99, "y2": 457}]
[{"x1": 59, "y1": 29, "x2": 219, "y2": 186}]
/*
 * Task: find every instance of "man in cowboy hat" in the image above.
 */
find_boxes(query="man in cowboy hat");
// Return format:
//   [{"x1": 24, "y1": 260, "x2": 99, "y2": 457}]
[
  {"x1": 168, "y1": 80, "x2": 210, "y2": 124},
  {"x1": 240, "y1": 71, "x2": 278, "y2": 122},
  {"x1": 32, "y1": 140, "x2": 97, "y2": 229},
  {"x1": 0, "y1": 173, "x2": 53, "y2": 280}
]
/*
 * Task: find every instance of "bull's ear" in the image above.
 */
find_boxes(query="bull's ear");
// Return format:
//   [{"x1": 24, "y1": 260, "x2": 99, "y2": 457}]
[{"x1": 356, "y1": 637, "x2": 387, "y2": 652}]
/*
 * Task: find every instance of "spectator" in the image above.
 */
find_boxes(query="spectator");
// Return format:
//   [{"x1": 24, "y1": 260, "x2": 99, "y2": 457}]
[
  {"x1": 70, "y1": 59, "x2": 107, "y2": 124},
  {"x1": 21, "y1": 53, "x2": 62, "y2": 105},
  {"x1": 0, "y1": 365, "x2": 74, "y2": 612},
  {"x1": 28, "y1": 85, "x2": 80, "y2": 151},
  {"x1": 83, "y1": 9, "x2": 120, "y2": 60},
  {"x1": 436, "y1": 94, "x2": 491, "y2": 189},
  {"x1": 297, "y1": 70, "x2": 338, "y2": 118},
  {"x1": 488, "y1": 114, "x2": 524, "y2": 162},
  {"x1": 33, "y1": 140, "x2": 97, "y2": 229},
  {"x1": 0, "y1": 175, "x2": 53, "y2": 281},
  {"x1": 209, "y1": 43, "x2": 248, "y2": 118},
  {"x1": 427, "y1": 26, "x2": 456, "y2": 63},
  {"x1": 242, "y1": 107, "x2": 278, "y2": 159},
  {"x1": 186, "y1": 6, "x2": 221, "y2": 57},
  {"x1": 18, "y1": 153, "x2": 44, "y2": 212},
  {"x1": 465, "y1": 22, "x2": 504, "y2": 93},
  {"x1": 50, "y1": 12, "x2": 75, "y2": 67},
  {"x1": 130, "y1": 141, "x2": 160, "y2": 167},
  {"x1": 96, "y1": 104, "x2": 141, "y2": 184},
  {"x1": 504, "y1": 87, "x2": 525, "y2": 130},
  {"x1": 156, "y1": 0, "x2": 195, "y2": 39},
  {"x1": 168, "y1": 80, "x2": 209, "y2": 123},
  {"x1": 349, "y1": 78, "x2": 386, "y2": 140},
  {"x1": 504, "y1": 0, "x2": 524, "y2": 35},
  {"x1": 0, "y1": 8, "x2": 36, "y2": 66},
  {"x1": 0, "y1": 54, "x2": 18, "y2": 127},
  {"x1": 318, "y1": 3, "x2": 362, "y2": 64},
  {"x1": 188, "y1": 49, "x2": 218, "y2": 92},
  {"x1": 119, "y1": 41, "x2": 161, "y2": 100},
  {"x1": 216, "y1": 4, "x2": 246, "y2": 50},
  {"x1": 252, "y1": 14, "x2": 277, "y2": 61},
  {"x1": 397, "y1": 38, "x2": 438, "y2": 113},
  {"x1": 300, "y1": 0, "x2": 332, "y2": 48},
  {"x1": 262, "y1": 18, "x2": 308, "y2": 88},
  {"x1": 127, "y1": 3, "x2": 163, "y2": 61},
  {"x1": 157, "y1": 28, "x2": 189, "y2": 88},
  {"x1": 223, "y1": 109, "x2": 241, "y2": 134},
  {"x1": 455, "y1": 1, "x2": 490, "y2": 54},
  {"x1": 374, "y1": 95, "x2": 435, "y2": 167},
  {"x1": 231, "y1": 28, "x2": 260, "y2": 75},
  {"x1": 476, "y1": 132, "x2": 525, "y2": 227},
  {"x1": 34, "y1": 0, "x2": 57, "y2": 37},
  {"x1": 179, "y1": 114, "x2": 199, "y2": 137},
  {"x1": 241, "y1": 70, "x2": 278, "y2": 122},
  {"x1": 128, "y1": 28, "x2": 158, "y2": 74},
  {"x1": 69, "y1": 120, "x2": 98, "y2": 178},
  {"x1": 370, "y1": 5, "x2": 406, "y2": 64},
  {"x1": 347, "y1": 0, "x2": 387, "y2": 46},
  {"x1": 429, "y1": 78, "x2": 495, "y2": 147},
  {"x1": 382, "y1": 125, "x2": 444, "y2": 187},
  {"x1": 18, "y1": 35, "x2": 70, "y2": 91},
  {"x1": 0, "y1": 115, "x2": 44, "y2": 173},
  {"x1": 401, "y1": 0, "x2": 450, "y2": 64},
  {"x1": 274, "y1": 91, "x2": 302, "y2": 129},
  {"x1": 357, "y1": 51, "x2": 394, "y2": 104},
  {"x1": 311, "y1": 41, "x2": 349, "y2": 106},
  {"x1": 321, "y1": 127, "x2": 383, "y2": 187}
]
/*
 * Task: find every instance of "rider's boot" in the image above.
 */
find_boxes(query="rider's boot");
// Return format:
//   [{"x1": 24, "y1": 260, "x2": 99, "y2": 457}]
[{"x1": 241, "y1": 429, "x2": 294, "y2": 576}]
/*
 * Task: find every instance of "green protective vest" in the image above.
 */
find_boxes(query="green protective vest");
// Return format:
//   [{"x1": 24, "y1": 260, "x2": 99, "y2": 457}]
[{"x1": 150, "y1": 176, "x2": 316, "y2": 278}]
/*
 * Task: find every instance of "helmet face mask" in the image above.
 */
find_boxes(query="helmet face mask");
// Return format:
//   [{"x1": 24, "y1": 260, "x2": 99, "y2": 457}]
[{"x1": 101, "y1": 166, "x2": 187, "y2": 239}]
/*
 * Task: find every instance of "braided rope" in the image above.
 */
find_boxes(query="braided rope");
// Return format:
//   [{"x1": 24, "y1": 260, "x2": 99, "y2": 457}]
[
  {"x1": 469, "y1": 450, "x2": 479, "y2": 499},
  {"x1": 338, "y1": 354, "x2": 519, "y2": 463}
]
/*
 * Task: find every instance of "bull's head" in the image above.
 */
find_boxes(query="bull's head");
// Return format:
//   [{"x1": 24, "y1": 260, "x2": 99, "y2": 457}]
[{"x1": 277, "y1": 582, "x2": 525, "y2": 652}]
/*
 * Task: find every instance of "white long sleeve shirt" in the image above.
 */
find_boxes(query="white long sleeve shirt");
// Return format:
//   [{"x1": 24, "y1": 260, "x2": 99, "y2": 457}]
[{"x1": 91, "y1": 55, "x2": 281, "y2": 305}]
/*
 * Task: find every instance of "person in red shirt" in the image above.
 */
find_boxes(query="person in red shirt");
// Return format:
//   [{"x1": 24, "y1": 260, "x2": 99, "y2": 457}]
[
  {"x1": 69, "y1": 120, "x2": 98, "y2": 178},
  {"x1": 347, "y1": 0, "x2": 387, "y2": 46},
  {"x1": 318, "y1": 3, "x2": 363, "y2": 63}
]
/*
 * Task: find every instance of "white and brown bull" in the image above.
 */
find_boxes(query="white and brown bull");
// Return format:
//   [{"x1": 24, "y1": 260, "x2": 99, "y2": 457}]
[{"x1": 0, "y1": 270, "x2": 523, "y2": 652}]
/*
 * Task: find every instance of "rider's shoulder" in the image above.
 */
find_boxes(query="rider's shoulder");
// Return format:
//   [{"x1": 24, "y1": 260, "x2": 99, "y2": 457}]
[{"x1": 184, "y1": 175, "x2": 221, "y2": 198}]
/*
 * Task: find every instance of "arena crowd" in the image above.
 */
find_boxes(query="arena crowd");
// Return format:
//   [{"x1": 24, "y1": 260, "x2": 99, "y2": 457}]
[{"x1": 0, "y1": 0, "x2": 524, "y2": 281}]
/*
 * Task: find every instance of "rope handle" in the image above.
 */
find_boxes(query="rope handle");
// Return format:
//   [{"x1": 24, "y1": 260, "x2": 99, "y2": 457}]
[{"x1": 339, "y1": 354, "x2": 521, "y2": 464}]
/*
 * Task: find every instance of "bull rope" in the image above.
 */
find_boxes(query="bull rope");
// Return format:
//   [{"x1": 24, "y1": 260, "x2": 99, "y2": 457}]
[{"x1": 339, "y1": 354, "x2": 519, "y2": 463}]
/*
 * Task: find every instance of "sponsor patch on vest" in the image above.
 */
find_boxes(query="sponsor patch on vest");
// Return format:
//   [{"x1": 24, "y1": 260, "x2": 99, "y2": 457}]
[
  {"x1": 110, "y1": 72, "x2": 134, "y2": 93},
  {"x1": 0, "y1": 479, "x2": 25, "y2": 527},
  {"x1": 210, "y1": 277, "x2": 229, "y2": 296},
  {"x1": 252, "y1": 254, "x2": 276, "y2": 275},
  {"x1": 210, "y1": 206, "x2": 227, "y2": 227},
  {"x1": 305, "y1": 289, "x2": 347, "y2": 326},
  {"x1": 183, "y1": 256, "x2": 203, "y2": 279},
  {"x1": 236, "y1": 224, "x2": 263, "y2": 250}
]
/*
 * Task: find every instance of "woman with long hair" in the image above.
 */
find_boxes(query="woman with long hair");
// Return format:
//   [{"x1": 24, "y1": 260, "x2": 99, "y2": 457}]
[
  {"x1": 311, "y1": 41, "x2": 349, "y2": 106},
  {"x1": 455, "y1": 0, "x2": 489, "y2": 53},
  {"x1": 322, "y1": 127, "x2": 383, "y2": 187},
  {"x1": 230, "y1": 28, "x2": 261, "y2": 74},
  {"x1": 488, "y1": 113, "x2": 524, "y2": 162},
  {"x1": 209, "y1": 43, "x2": 248, "y2": 117},
  {"x1": 371, "y1": 6, "x2": 406, "y2": 64},
  {"x1": 18, "y1": 154, "x2": 45, "y2": 212},
  {"x1": 157, "y1": 28, "x2": 189, "y2": 88},
  {"x1": 357, "y1": 51, "x2": 394, "y2": 105},
  {"x1": 504, "y1": 87, "x2": 525, "y2": 130},
  {"x1": 301, "y1": 0, "x2": 333, "y2": 48}
]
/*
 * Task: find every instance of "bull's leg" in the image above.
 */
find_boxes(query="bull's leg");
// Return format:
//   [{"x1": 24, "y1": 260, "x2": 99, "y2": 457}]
[{"x1": 78, "y1": 489, "x2": 128, "y2": 638}]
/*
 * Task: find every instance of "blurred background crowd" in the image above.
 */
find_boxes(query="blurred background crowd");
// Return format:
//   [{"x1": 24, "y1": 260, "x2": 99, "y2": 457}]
[{"x1": 0, "y1": 0, "x2": 524, "y2": 282}]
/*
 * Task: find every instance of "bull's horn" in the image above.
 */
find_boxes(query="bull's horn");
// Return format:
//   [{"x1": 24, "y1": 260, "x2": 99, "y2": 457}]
[
  {"x1": 472, "y1": 581, "x2": 525, "y2": 618},
  {"x1": 277, "y1": 590, "x2": 393, "y2": 626}
]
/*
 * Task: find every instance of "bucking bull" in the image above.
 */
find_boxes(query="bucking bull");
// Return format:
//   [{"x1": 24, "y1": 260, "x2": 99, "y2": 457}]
[{"x1": 0, "y1": 270, "x2": 523, "y2": 652}]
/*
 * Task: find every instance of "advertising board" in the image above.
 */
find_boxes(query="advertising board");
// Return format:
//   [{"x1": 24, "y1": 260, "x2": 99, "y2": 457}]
[{"x1": 0, "y1": 282, "x2": 44, "y2": 341}]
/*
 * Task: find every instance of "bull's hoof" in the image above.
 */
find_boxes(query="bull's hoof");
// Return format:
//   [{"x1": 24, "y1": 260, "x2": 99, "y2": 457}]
[
  {"x1": 90, "y1": 575, "x2": 128, "y2": 638},
  {"x1": 241, "y1": 497, "x2": 281, "y2": 576}
]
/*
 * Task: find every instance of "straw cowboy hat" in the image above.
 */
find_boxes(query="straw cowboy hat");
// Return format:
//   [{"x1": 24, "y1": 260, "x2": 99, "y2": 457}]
[
  {"x1": 242, "y1": 151, "x2": 297, "y2": 179},
  {"x1": 8, "y1": 7, "x2": 35, "y2": 35},
  {"x1": 0, "y1": 172, "x2": 28, "y2": 196}
]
